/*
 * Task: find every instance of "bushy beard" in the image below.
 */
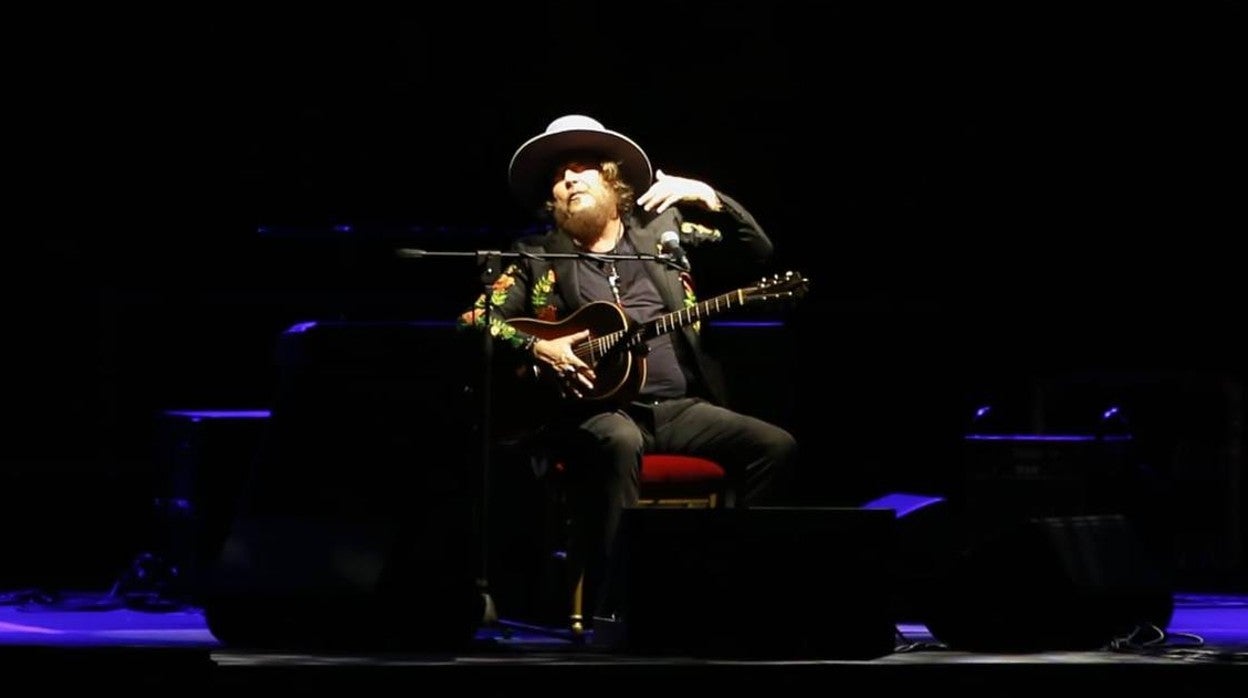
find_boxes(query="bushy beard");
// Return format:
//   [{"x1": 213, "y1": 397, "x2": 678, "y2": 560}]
[{"x1": 554, "y1": 197, "x2": 613, "y2": 244}]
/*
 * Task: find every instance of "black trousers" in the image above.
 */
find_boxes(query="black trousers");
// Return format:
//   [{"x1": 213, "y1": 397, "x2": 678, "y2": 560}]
[{"x1": 553, "y1": 397, "x2": 798, "y2": 620}]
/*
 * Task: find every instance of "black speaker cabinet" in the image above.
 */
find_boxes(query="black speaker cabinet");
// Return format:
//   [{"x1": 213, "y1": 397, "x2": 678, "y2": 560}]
[
  {"x1": 153, "y1": 409, "x2": 271, "y2": 604},
  {"x1": 202, "y1": 512, "x2": 482, "y2": 651},
  {"x1": 615, "y1": 507, "x2": 896, "y2": 659},
  {"x1": 961, "y1": 434, "x2": 1133, "y2": 522},
  {"x1": 200, "y1": 322, "x2": 484, "y2": 650},
  {"x1": 922, "y1": 514, "x2": 1174, "y2": 652}
]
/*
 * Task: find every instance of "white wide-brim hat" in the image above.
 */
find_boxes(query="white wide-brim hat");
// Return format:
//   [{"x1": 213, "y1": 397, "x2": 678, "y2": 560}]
[{"x1": 508, "y1": 114, "x2": 652, "y2": 208}]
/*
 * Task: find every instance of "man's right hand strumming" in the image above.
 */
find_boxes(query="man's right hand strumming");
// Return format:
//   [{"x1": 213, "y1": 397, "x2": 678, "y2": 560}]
[{"x1": 532, "y1": 329, "x2": 596, "y2": 397}]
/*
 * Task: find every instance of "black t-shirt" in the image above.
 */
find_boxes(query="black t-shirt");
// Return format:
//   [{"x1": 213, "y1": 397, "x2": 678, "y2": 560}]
[{"x1": 575, "y1": 235, "x2": 689, "y2": 400}]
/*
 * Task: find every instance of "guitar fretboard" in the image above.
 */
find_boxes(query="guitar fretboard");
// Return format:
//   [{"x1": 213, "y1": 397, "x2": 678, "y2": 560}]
[{"x1": 584, "y1": 288, "x2": 749, "y2": 362}]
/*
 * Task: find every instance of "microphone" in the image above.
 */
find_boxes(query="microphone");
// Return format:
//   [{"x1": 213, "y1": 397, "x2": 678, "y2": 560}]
[{"x1": 659, "y1": 230, "x2": 691, "y2": 271}]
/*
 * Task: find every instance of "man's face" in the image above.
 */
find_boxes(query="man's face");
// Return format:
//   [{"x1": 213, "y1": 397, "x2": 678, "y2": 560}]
[{"x1": 550, "y1": 159, "x2": 617, "y2": 236}]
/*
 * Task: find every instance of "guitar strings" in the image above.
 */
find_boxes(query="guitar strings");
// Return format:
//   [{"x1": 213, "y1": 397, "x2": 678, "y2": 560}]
[{"x1": 563, "y1": 276, "x2": 804, "y2": 366}]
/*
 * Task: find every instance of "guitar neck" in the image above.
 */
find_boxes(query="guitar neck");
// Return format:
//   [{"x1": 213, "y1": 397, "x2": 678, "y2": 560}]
[
  {"x1": 593, "y1": 288, "x2": 749, "y2": 354},
  {"x1": 648, "y1": 288, "x2": 750, "y2": 339},
  {"x1": 583, "y1": 272, "x2": 806, "y2": 364}
]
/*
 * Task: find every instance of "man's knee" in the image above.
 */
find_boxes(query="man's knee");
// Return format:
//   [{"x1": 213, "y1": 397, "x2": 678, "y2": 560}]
[
  {"x1": 763, "y1": 426, "x2": 798, "y2": 466},
  {"x1": 600, "y1": 422, "x2": 644, "y2": 459}
]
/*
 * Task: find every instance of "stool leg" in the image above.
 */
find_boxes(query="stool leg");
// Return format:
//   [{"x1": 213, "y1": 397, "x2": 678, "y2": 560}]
[{"x1": 570, "y1": 572, "x2": 586, "y2": 638}]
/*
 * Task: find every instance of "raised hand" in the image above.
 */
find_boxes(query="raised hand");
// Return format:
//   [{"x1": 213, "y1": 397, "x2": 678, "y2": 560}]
[{"x1": 637, "y1": 169, "x2": 722, "y2": 213}]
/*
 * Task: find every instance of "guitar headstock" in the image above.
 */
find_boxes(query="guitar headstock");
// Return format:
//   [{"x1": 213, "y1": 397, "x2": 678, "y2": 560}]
[{"x1": 746, "y1": 271, "x2": 810, "y2": 301}]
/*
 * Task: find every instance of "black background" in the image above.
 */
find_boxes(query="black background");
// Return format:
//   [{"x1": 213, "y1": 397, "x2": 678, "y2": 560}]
[{"x1": 7, "y1": 3, "x2": 1245, "y2": 594}]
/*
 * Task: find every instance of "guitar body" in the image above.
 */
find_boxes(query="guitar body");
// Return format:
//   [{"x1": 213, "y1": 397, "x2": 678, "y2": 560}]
[
  {"x1": 500, "y1": 271, "x2": 808, "y2": 414},
  {"x1": 508, "y1": 301, "x2": 647, "y2": 404}
]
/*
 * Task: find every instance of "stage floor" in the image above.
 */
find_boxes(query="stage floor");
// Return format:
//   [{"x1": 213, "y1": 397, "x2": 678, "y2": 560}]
[{"x1": 0, "y1": 590, "x2": 1243, "y2": 692}]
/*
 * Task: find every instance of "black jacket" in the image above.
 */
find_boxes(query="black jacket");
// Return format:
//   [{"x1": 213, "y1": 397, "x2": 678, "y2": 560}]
[{"x1": 457, "y1": 191, "x2": 773, "y2": 407}]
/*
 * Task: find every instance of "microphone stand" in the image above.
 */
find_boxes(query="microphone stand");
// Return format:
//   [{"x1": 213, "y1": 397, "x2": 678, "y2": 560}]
[{"x1": 394, "y1": 246, "x2": 684, "y2": 629}]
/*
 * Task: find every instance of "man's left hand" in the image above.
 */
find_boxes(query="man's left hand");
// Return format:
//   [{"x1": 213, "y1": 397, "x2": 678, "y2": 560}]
[{"x1": 637, "y1": 169, "x2": 722, "y2": 213}]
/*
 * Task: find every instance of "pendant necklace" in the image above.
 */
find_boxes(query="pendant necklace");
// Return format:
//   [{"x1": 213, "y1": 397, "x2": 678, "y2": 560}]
[{"x1": 606, "y1": 228, "x2": 623, "y2": 304}]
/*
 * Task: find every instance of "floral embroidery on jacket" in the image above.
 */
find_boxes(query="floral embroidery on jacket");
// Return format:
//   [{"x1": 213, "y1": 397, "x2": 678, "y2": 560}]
[
  {"x1": 680, "y1": 271, "x2": 700, "y2": 333},
  {"x1": 456, "y1": 264, "x2": 527, "y2": 348},
  {"x1": 680, "y1": 221, "x2": 722, "y2": 242},
  {"x1": 530, "y1": 268, "x2": 559, "y2": 320}
]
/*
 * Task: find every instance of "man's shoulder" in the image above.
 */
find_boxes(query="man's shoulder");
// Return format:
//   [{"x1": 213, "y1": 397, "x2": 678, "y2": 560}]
[{"x1": 629, "y1": 208, "x2": 680, "y2": 239}]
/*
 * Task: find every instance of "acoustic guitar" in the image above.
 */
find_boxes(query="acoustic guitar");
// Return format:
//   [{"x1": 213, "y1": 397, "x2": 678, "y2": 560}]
[{"x1": 507, "y1": 271, "x2": 809, "y2": 404}]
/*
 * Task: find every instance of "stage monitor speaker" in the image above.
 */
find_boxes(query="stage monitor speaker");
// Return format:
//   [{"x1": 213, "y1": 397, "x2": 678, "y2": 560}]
[
  {"x1": 615, "y1": 507, "x2": 897, "y2": 659},
  {"x1": 861, "y1": 493, "x2": 959, "y2": 624},
  {"x1": 922, "y1": 514, "x2": 1174, "y2": 652},
  {"x1": 200, "y1": 321, "x2": 484, "y2": 651},
  {"x1": 202, "y1": 512, "x2": 482, "y2": 651}
]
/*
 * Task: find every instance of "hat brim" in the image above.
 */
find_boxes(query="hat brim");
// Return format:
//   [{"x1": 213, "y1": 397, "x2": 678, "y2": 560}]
[{"x1": 508, "y1": 128, "x2": 652, "y2": 209}]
